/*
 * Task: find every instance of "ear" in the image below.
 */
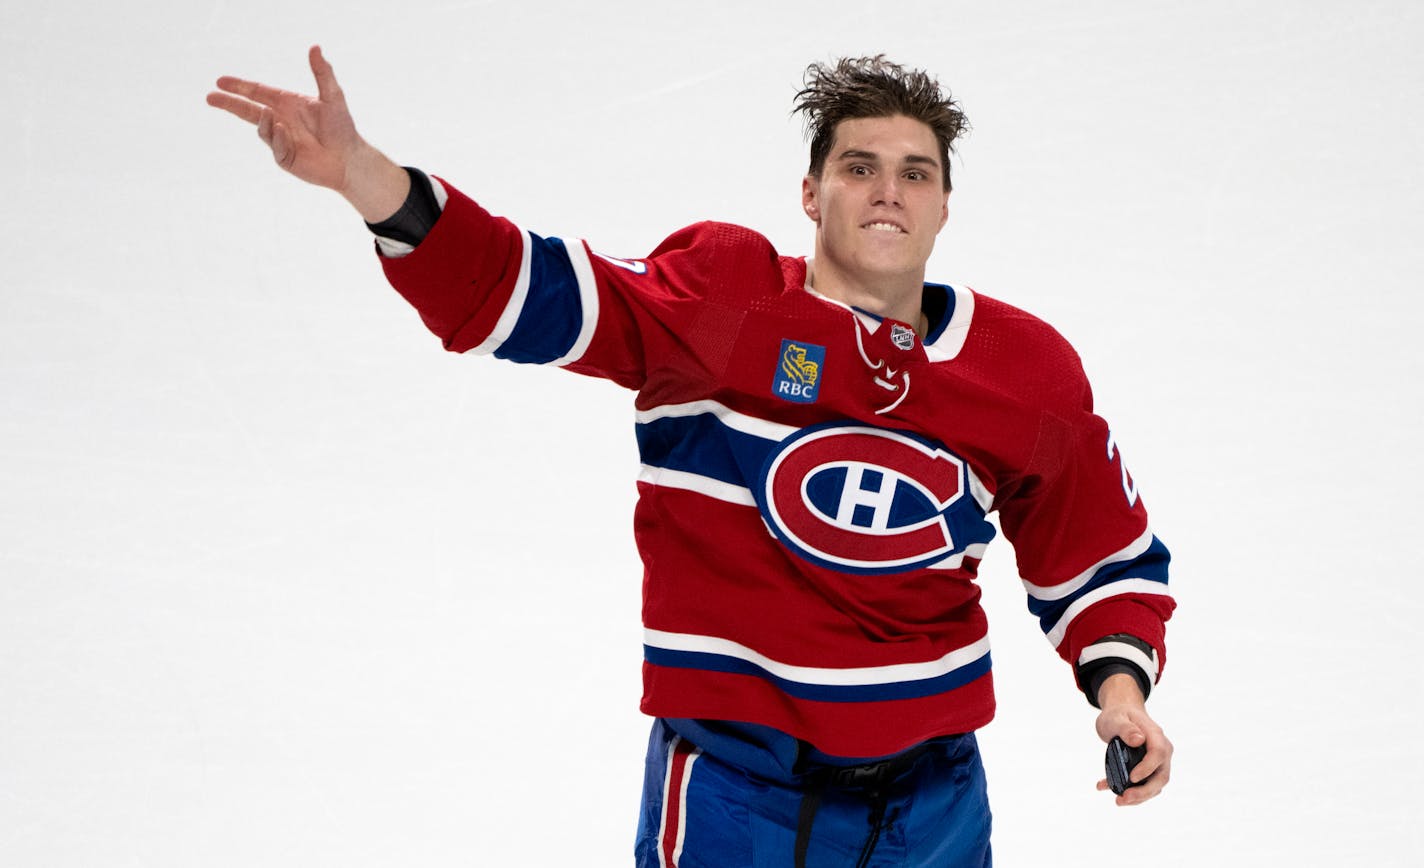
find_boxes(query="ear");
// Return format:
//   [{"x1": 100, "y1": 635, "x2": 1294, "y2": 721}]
[
  {"x1": 802, "y1": 174, "x2": 821, "y2": 223},
  {"x1": 938, "y1": 189, "x2": 950, "y2": 231}
]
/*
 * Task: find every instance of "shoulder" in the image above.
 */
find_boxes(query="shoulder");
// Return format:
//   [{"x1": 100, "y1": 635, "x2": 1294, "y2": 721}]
[
  {"x1": 644, "y1": 221, "x2": 791, "y2": 300},
  {"x1": 971, "y1": 292, "x2": 1079, "y2": 356},
  {"x1": 954, "y1": 288, "x2": 1091, "y2": 411},
  {"x1": 650, "y1": 221, "x2": 780, "y2": 261}
]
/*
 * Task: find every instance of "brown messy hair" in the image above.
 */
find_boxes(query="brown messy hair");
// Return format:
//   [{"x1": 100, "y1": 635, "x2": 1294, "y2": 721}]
[{"x1": 794, "y1": 56, "x2": 969, "y2": 192}]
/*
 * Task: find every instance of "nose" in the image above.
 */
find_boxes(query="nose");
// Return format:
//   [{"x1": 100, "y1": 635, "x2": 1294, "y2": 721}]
[{"x1": 871, "y1": 174, "x2": 903, "y2": 208}]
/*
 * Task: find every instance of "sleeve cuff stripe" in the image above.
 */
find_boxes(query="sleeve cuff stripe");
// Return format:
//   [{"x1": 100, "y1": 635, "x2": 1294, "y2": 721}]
[
  {"x1": 374, "y1": 236, "x2": 416, "y2": 258},
  {"x1": 1078, "y1": 642, "x2": 1159, "y2": 683},
  {"x1": 430, "y1": 175, "x2": 450, "y2": 210}
]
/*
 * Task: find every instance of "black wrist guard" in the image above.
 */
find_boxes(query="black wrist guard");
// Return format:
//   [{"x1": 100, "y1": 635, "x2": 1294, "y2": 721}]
[
  {"x1": 1075, "y1": 633, "x2": 1155, "y2": 707},
  {"x1": 365, "y1": 166, "x2": 441, "y2": 247}
]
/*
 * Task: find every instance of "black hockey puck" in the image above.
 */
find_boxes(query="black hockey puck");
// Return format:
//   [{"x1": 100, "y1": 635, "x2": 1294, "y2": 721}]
[{"x1": 1105, "y1": 736, "x2": 1148, "y2": 795}]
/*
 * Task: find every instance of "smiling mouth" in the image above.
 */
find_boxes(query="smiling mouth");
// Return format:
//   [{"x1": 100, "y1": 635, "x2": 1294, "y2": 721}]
[{"x1": 863, "y1": 221, "x2": 907, "y2": 234}]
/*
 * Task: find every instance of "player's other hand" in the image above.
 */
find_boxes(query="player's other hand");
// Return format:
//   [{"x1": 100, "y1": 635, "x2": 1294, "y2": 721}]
[
  {"x1": 207, "y1": 45, "x2": 363, "y2": 191},
  {"x1": 207, "y1": 46, "x2": 409, "y2": 222},
  {"x1": 1093, "y1": 673, "x2": 1172, "y2": 806}
]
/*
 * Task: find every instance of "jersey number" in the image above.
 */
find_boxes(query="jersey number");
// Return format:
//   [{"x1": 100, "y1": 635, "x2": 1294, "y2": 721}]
[{"x1": 1106, "y1": 431, "x2": 1139, "y2": 507}]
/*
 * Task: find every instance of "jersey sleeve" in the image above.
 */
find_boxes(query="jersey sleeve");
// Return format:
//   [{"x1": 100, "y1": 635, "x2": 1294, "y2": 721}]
[
  {"x1": 375, "y1": 175, "x2": 744, "y2": 391},
  {"x1": 995, "y1": 348, "x2": 1175, "y2": 701}
]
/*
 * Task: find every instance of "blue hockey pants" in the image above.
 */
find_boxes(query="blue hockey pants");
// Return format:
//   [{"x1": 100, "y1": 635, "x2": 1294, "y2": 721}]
[{"x1": 635, "y1": 719, "x2": 991, "y2": 867}]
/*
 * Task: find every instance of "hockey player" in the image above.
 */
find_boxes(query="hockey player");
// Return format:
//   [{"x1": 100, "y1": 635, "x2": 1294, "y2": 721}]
[{"x1": 208, "y1": 46, "x2": 1175, "y2": 867}]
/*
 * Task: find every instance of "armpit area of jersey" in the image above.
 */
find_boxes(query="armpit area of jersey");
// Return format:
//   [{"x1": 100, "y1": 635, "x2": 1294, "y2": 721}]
[{"x1": 366, "y1": 166, "x2": 442, "y2": 249}]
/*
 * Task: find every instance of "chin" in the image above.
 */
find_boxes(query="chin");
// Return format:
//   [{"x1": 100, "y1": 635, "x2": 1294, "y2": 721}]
[{"x1": 856, "y1": 256, "x2": 919, "y2": 279}]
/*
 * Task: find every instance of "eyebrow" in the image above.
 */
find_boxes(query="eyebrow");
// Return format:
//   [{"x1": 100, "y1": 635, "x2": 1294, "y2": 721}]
[{"x1": 835, "y1": 149, "x2": 941, "y2": 170}]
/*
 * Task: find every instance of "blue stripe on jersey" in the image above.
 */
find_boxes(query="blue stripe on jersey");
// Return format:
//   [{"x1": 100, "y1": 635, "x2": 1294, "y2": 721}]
[
  {"x1": 635, "y1": 413, "x2": 776, "y2": 487},
  {"x1": 644, "y1": 645, "x2": 992, "y2": 703},
  {"x1": 493, "y1": 234, "x2": 585, "y2": 365},
  {"x1": 1027, "y1": 535, "x2": 1171, "y2": 634},
  {"x1": 923, "y1": 283, "x2": 956, "y2": 345}
]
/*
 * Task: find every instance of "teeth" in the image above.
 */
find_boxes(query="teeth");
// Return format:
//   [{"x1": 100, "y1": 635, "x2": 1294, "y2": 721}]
[{"x1": 865, "y1": 222, "x2": 904, "y2": 233}]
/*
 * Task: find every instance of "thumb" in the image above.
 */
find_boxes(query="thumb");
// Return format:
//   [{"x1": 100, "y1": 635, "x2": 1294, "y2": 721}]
[
  {"x1": 1098, "y1": 709, "x2": 1145, "y2": 746},
  {"x1": 310, "y1": 44, "x2": 343, "y2": 104}
]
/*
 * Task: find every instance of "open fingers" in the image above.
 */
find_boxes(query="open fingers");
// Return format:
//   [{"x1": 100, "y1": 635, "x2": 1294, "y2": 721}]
[
  {"x1": 206, "y1": 90, "x2": 264, "y2": 126},
  {"x1": 212, "y1": 75, "x2": 292, "y2": 110}
]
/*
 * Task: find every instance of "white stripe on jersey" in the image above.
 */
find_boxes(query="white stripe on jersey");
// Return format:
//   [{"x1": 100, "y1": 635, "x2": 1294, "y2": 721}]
[
  {"x1": 430, "y1": 175, "x2": 450, "y2": 209},
  {"x1": 637, "y1": 400, "x2": 995, "y2": 513},
  {"x1": 470, "y1": 227, "x2": 534, "y2": 356},
  {"x1": 1044, "y1": 579, "x2": 1174, "y2": 648},
  {"x1": 923, "y1": 542, "x2": 991, "y2": 571},
  {"x1": 1078, "y1": 639, "x2": 1160, "y2": 683},
  {"x1": 965, "y1": 469, "x2": 993, "y2": 513},
  {"x1": 636, "y1": 399, "x2": 799, "y2": 442},
  {"x1": 923, "y1": 285, "x2": 976, "y2": 363},
  {"x1": 637, "y1": 465, "x2": 757, "y2": 507},
  {"x1": 549, "y1": 239, "x2": 600, "y2": 368},
  {"x1": 374, "y1": 236, "x2": 415, "y2": 257},
  {"x1": 1021, "y1": 527, "x2": 1156, "y2": 602},
  {"x1": 645, "y1": 629, "x2": 991, "y2": 687}
]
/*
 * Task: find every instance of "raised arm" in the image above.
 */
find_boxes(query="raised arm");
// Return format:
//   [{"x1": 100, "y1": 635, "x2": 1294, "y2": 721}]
[{"x1": 206, "y1": 45, "x2": 409, "y2": 223}]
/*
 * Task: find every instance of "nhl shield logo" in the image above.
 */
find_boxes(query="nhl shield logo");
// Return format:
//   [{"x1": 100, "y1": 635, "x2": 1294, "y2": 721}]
[
  {"x1": 890, "y1": 323, "x2": 916, "y2": 351},
  {"x1": 773, "y1": 339, "x2": 825, "y2": 403}
]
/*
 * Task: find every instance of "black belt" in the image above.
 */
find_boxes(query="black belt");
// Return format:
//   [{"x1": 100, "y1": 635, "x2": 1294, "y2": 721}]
[{"x1": 792, "y1": 742, "x2": 936, "y2": 868}]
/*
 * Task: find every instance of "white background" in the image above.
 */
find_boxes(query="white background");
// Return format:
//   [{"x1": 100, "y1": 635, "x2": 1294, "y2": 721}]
[{"x1": 3, "y1": 1, "x2": 1421, "y2": 864}]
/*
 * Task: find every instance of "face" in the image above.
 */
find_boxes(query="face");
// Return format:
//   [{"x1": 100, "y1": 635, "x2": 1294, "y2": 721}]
[{"x1": 802, "y1": 114, "x2": 950, "y2": 291}]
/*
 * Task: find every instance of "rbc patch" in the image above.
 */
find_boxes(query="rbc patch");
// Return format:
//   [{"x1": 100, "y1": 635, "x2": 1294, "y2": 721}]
[{"x1": 773, "y1": 339, "x2": 825, "y2": 403}]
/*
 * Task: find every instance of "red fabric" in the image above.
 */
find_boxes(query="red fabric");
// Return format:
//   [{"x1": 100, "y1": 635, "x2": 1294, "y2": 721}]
[{"x1": 379, "y1": 179, "x2": 1175, "y2": 755}]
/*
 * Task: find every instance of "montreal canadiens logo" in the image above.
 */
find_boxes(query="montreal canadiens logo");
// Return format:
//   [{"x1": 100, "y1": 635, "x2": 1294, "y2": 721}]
[{"x1": 758, "y1": 424, "x2": 971, "y2": 574}]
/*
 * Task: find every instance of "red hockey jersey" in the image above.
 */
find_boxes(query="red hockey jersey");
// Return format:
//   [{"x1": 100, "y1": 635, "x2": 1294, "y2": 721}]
[{"x1": 379, "y1": 179, "x2": 1174, "y2": 758}]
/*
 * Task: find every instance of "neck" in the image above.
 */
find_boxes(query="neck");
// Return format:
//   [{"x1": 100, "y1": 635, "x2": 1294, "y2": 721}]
[{"x1": 805, "y1": 258, "x2": 928, "y2": 336}]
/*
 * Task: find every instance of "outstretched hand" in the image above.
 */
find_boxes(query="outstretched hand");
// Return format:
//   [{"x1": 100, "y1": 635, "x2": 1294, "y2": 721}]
[
  {"x1": 207, "y1": 45, "x2": 359, "y2": 191},
  {"x1": 207, "y1": 46, "x2": 408, "y2": 221}
]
